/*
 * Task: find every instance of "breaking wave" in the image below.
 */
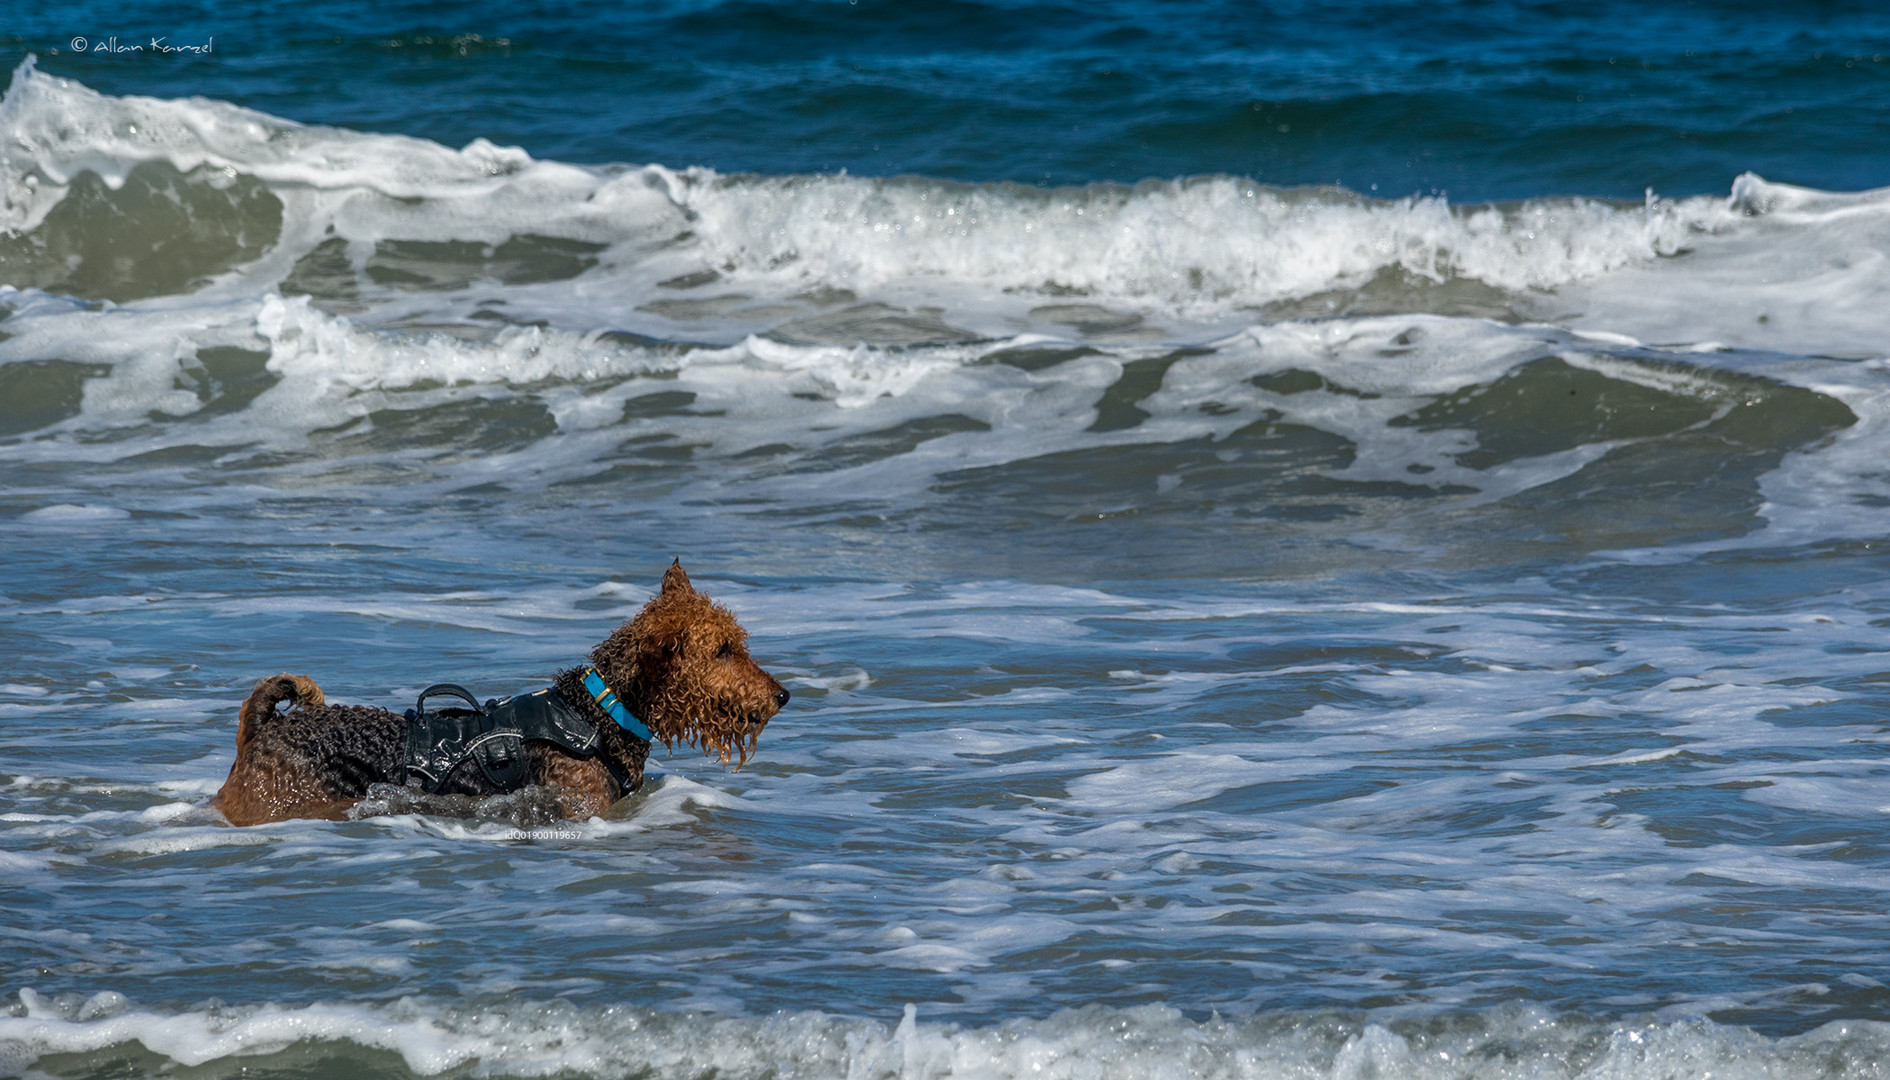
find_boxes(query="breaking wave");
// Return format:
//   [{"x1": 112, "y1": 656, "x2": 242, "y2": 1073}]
[{"x1": 0, "y1": 56, "x2": 1753, "y2": 332}]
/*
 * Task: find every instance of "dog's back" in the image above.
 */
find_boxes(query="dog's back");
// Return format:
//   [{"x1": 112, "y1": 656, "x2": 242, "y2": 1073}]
[{"x1": 215, "y1": 675, "x2": 408, "y2": 825}]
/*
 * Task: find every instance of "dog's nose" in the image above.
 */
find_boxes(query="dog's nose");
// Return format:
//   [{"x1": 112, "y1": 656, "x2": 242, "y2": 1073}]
[{"x1": 774, "y1": 688, "x2": 790, "y2": 707}]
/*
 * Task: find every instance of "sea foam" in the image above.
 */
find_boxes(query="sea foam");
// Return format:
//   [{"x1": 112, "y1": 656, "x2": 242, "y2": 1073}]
[{"x1": 8, "y1": 992, "x2": 1890, "y2": 1080}]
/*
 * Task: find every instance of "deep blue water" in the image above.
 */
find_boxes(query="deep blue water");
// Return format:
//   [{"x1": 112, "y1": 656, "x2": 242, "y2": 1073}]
[{"x1": 9, "y1": 0, "x2": 1890, "y2": 199}]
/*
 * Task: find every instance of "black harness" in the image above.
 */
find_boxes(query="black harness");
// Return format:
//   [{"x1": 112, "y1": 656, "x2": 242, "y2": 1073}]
[{"x1": 402, "y1": 683, "x2": 632, "y2": 795}]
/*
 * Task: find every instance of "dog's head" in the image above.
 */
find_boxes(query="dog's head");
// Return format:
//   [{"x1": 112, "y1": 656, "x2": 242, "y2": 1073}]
[{"x1": 590, "y1": 560, "x2": 788, "y2": 767}]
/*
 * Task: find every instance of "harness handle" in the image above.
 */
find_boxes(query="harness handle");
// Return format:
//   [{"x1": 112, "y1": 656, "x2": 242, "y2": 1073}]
[{"x1": 414, "y1": 683, "x2": 484, "y2": 716}]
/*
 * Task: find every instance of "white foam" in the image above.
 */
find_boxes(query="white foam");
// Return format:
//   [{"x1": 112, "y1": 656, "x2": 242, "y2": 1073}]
[
  {"x1": 0, "y1": 849, "x2": 47, "y2": 875},
  {"x1": 617, "y1": 774, "x2": 747, "y2": 828},
  {"x1": 5, "y1": 993, "x2": 1890, "y2": 1080},
  {"x1": 1743, "y1": 777, "x2": 1890, "y2": 816},
  {"x1": 153, "y1": 778, "x2": 224, "y2": 798},
  {"x1": 254, "y1": 293, "x2": 653, "y2": 395},
  {"x1": 19, "y1": 504, "x2": 130, "y2": 523},
  {"x1": 1065, "y1": 752, "x2": 1344, "y2": 812},
  {"x1": 95, "y1": 828, "x2": 273, "y2": 857},
  {"x1": 659, "y1": 172, "x2": 1732, "y2": 321},
  {"x1": 0, "y1": 58, "x2": 647, "y2": 235},
  {"x1": 311, "y1": 954, "x2": 416, "y2": 976},
  {"x1": 1553, "y1": 173, "x2": 1890, "y2": 358}
]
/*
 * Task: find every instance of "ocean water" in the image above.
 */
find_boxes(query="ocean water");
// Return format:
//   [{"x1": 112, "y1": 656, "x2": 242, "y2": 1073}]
[{"x1": 5, "y1": 3, "x2": 1890, "y2": 1077}]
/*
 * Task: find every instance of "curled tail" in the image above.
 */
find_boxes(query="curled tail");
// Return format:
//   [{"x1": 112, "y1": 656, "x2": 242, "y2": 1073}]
[{"x1": 235, "y1": 674, "x2": 325, "y2": 751}]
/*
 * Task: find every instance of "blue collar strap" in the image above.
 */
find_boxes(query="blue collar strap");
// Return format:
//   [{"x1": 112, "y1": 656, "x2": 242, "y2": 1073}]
[{"x1": 583, "y1": 668, "x2": 654, "y2": 743}]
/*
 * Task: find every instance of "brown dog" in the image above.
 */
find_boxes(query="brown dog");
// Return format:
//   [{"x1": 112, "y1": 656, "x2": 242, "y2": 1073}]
[{"x1": 212, "y1": 561, "x2": 788, "y2": 825}]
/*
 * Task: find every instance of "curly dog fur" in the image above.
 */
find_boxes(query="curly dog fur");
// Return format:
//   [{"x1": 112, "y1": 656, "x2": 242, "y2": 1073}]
[{"x1": 212, "y1": 561, "x2": 788, "y2": 826}]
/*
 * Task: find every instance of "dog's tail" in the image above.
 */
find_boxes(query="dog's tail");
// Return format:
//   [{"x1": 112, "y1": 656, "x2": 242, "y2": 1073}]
[{"x1": 235, "y1": 674, "x2": 324, "y2": 751}]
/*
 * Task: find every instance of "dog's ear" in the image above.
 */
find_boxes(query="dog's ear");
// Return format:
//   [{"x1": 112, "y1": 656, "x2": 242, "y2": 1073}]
[
  {"x1": 635, "y1": 631, "x2": 676, "y2": 684},
  {"x1": 661, "y1": 559, "x2": 693, "y2": 595}
]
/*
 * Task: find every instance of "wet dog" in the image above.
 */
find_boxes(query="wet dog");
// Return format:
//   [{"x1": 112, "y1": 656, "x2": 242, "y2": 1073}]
[{"x1": 212, "y1": 561, "x2": 788, "y2": 825}]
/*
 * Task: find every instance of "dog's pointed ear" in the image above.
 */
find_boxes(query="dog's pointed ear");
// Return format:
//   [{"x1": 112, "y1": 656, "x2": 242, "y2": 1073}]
[{"x1": 661, "y1": 559, "x2": 693, "y2": 595}]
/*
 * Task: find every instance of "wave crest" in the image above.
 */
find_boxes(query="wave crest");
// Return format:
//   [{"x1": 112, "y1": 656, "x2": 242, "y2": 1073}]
[{"x1": 0, "y1": 58, "x2": 1750, "y2": 327}]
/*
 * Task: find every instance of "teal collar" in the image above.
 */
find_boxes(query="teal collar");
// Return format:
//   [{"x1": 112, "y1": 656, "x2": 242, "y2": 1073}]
[{"x1": 583, "y1": 668, "x2": 654, "y2": 743}]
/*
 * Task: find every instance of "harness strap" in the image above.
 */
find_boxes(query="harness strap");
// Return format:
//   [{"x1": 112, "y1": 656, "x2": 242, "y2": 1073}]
[{"x1": 403, "y1": 678, "x2": 648, "y2": 798}]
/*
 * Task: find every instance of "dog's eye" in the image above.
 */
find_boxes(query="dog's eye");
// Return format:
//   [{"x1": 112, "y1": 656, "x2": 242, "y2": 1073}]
[{"x1": 716, "y1": 642, "x2": 733, "y2": 659}]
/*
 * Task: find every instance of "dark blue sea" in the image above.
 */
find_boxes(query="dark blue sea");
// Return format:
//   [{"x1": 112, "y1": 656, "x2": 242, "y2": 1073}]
[{"x1": 5, "y1": 3, "x2": 1890, "y2": 1077}]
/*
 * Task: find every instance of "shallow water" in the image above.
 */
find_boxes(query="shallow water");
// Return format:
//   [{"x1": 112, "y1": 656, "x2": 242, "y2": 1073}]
[{"x1": 5, "y1": 5, "x2": 1890, "y2": 1077}]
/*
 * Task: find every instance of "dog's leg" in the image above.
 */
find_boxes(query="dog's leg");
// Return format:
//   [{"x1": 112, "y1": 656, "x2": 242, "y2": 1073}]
[{"x1": 537, "y1": 751, "x2": 616, "y2": 820}]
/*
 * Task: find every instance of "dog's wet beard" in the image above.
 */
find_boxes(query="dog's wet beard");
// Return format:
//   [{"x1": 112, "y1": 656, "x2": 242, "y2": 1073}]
[
  {"x1": 653, "y1": 704, "x2": 766, "y2": 769},
  {"x1": 690, "y1": 713, "x2": 764, "y2": 769}
]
